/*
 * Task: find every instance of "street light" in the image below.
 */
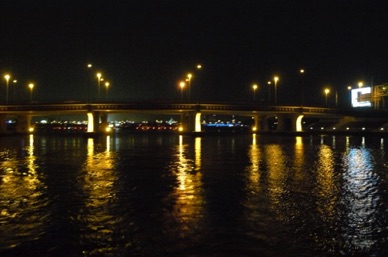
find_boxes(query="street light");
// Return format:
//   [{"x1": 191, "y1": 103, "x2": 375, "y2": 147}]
[
  {"x1": 187, "y1": 73, "x2": 192, "y2": 101},
  {"x1": 252, "y1": 83, "x2": 258, "y2": 101},
  {"x1": 28, "y1": 83, "x2": 34, "y2": 103},
  {"x1": 300, "y1": 69, "x2": 305, "y2": 105},
  {"x1": 358, "y1": 81, "x2": 363, "y2": 88},
  {"x1": 274, "y1": 76, "x2": 279, "y2": 104},
  {"x1": 105, "y1": 82, "x2": 110, "y2": 98},
  {"x1": 97, "y1": 72, "x2": 102, "y2": 99},
  {"x1": 267, "y1": 81, "x2": 272, "y2": 102},
  {"x1": 324, "y1": 88, "x2": 330, "y2": 106},
  {"x1": 4, "y1": 74, "x2": 10, "y2": 103},
  {"x1": 179, "y1": 81, "x2": 185, "y2": 100}
]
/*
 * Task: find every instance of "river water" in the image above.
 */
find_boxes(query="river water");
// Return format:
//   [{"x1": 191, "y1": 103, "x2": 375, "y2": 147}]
[{"x1": 1, "y1": 133, "x2": 388, "y2": 257}]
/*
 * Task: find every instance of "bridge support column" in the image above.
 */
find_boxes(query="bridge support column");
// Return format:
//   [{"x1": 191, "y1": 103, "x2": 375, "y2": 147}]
[
  {"x1": 100, "y1": 113, "x2": 110, "y2": 132},
  {"x1": 16, "y1": 115, "x2": 32, "y2": 133},
  {"x1": 277, "y1": 114, "x2": 304, "y2": 132},
  {"x1": 194, "y1": 112, "x2": 202, "y2": 132},
  {"x1": 0, "y1": 114, "x2": 7, "y2": 133},
  {"x1": 261, "y1": 115, "x2": 271, "y2": 132},
  {"x1": 181, "y1": 111, "x2": 201, "y2": 132},
  {"x1": 87, "y1": 111, "x2": 109, "y2": 133},
  {"x1": 87, "y1": 112, "x2": 94, "y2": 132}
]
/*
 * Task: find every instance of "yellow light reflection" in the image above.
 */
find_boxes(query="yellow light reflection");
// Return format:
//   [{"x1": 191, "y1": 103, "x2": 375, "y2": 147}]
[
  {"x1": 248, "y1": 133, "x2": 260, "y2": 185},
  {"x1": 316, "y1": 145, "x2": 337, "y2": 219},
  {"x1": 242, "y1": 133, "x2": 262, "y2": 223},
  {"x1": 265, "y1": 145, "x2": 286, "y2": 205},
  {"x1": 170, "y1": 135, "x2": 204, "y2": 237},
  {"x1": 0, "y1": 135, "x2": 46, "y2": 246},
  {"x1": 80, "y1": 137, "x2": 118, "y2": 254},
  {"x1": 293, "y1": 136, "x2": 305, "y2": 181}
]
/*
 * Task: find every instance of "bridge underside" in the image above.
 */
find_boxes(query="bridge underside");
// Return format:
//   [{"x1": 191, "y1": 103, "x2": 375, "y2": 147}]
[{"x1": 0, "y1": 102, "x2": 385, "y2": 134}]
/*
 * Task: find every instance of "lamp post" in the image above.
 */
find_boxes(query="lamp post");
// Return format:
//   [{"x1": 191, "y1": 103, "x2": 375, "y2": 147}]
[
  {"x1": 28, "y1": 83, "x2": 34, "y2": 103},
  {"x1": 300, "y1": 69, "x2": 305, "y2": 105},
  {"x1": 4, "y1": 74, "x2": 10, "y2": 103},
  {"x1": 11, "y1": 80, "x2": 17, "y2": 102},
  {"x1": 187, "y1": 73, "x2": 192, "y2": 101},
  {"x1": 252, "y1": 83, "x2": 258, "y2": 101},
  {"x1": 324, "y1": 88, "x2": 330, "y2": 106},
  {"x1": 267, "y1": 81, "x2": 272, "y2": 102},
  {"x1": 105, "y1": 82, "x2": 110, "y2": 98},
  {"x1": 97, "y1": 72, "x2": 102, "y2": 99},
  {"x1": 179, "y1": 81, "x2": 185, "y2": 100},
  {"x1": 274, "y1": 76, "x2": 279, "y2": 104}
]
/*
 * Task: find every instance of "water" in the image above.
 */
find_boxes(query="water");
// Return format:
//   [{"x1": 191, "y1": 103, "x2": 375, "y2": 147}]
[{"x1": 1, "y1": 133, "x2": 388, "y2": 257}]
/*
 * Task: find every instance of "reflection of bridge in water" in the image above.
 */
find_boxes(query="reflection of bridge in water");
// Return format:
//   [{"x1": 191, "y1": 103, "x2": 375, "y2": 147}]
[{"x1": 1, "y1": 101, "x2": 388, "y2": 134}]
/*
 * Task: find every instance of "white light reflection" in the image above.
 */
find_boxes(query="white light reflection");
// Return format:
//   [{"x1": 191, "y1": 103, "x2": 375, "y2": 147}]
[{"x1": 340, "y1": 147, "x2": 381, "y2": 253}]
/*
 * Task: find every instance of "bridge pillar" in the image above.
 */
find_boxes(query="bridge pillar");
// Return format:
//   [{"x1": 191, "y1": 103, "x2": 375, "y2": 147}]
[
  {"x1": 261, "y1": 115, "x2": 271, "y2": 132},
  {"x1": 87, "y1": 112, "x2": 94, "y2": 132},
  {"x1": 277, "y1": 114, "x2": 304, "y2": 132},
  {"x1": 0, "y1": 114, "x2": 7, "y2": 133},
  {"x1": 181, "y1": 111, "x2": 201, "y2": 132},
  {"x1": 16, "y1": 115, "x2": 32, "y2": 133},
  {"x1": 100, "y1": 113, "x2": 110, "y2": 132},
  {"x1": 87, "y1": 111, "x2": 108, "y2": 133},
  {"x1": 252, "y1": 114, "x2": 259, "y2": 132}
]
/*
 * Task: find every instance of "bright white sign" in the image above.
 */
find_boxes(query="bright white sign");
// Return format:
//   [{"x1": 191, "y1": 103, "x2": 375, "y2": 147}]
[{"x1": 351, "y1": 87, "x2": 372, "y2": 107}]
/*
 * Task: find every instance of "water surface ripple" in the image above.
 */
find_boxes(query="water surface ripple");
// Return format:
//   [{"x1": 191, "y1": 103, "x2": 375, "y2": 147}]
[{"x1": 1, "y1": 134, "x2": 388, "y2": 256}]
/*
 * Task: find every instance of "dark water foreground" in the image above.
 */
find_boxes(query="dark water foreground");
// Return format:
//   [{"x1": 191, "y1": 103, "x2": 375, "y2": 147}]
[{"x1": 1, "y1": 133, "x2": 388, "y2": 257}]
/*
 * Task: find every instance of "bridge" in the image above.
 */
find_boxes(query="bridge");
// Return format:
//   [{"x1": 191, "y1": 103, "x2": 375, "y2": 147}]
[{"x1": 0, "y1": 101, "x2": 387, "y2": 134}]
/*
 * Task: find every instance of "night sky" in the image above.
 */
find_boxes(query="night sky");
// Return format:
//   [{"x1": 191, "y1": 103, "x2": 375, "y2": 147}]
[{"x1": 1, "y1": 0, "x2": 388, "y2": 106}]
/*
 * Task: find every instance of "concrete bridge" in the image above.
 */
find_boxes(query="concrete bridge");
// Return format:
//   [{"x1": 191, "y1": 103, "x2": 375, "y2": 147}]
[{"x1": 0, "y1": 101, "x2": 387, "y2": 134}]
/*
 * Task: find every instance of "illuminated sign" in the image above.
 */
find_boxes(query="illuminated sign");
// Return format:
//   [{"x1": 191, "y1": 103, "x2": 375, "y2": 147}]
[{"x1": 351, "y1": 87, "x2": 372, "y2": 107}]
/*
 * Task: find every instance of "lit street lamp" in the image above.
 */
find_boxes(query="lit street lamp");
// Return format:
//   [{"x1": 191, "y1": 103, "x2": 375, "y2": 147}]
[
  {"x1": 28, "y1": 83, "x2": 34, "y2": 103},
  {"x1": 358, "y1": 81, "x2": 363, "y2": 88},
  {"x1": 252, "y1": 83, "x2": 258, "y2": 101},
  {"x1": 324, "y1": 88, "x2": 330, "y2": 106},
  {"x1": 187, "y1": 73, "x2": 192, "y2": 101},
  {"x1": 179, "y1": 81, "x2": 185, "y2": 100},
  {"x1": 4, "y1": 74, "x2": 10, "y2": 103},
  {"x1": 274, "y1": 76, "x2": 279, "y2": 104},
  {"x1": 267, "y1": 81, "x2": 272, "y2": 102},
  {"x1": 105, "y1": 82, "x2": 110, "y2": 98},
  {"x1": 300, "y1": 69, "x2": 305, "y2": 105}
]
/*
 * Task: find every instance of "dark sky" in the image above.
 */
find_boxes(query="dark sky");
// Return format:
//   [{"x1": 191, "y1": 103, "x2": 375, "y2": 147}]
[{"x1": 1, "y1": 0, "x2": 388, "y2": 106}]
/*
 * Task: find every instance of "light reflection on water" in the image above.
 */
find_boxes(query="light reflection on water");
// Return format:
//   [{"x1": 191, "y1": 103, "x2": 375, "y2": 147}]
[{"x1": 0, "y1": 134, "x2": 388, "y2": 256}]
